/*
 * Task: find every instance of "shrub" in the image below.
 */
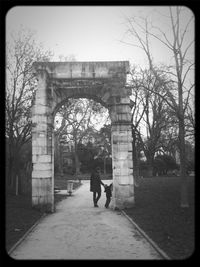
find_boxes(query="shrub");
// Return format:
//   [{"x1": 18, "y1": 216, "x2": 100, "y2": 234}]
[{"x1": 153, "y1": 154, "x2": 178, "y2": 176}]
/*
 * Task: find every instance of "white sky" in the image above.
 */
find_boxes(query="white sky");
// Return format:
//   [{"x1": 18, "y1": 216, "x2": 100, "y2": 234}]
[
  {"x1": 6, "y1": 5, "x2": 194, "y2": 69},
  {"x1": 6, "y1": 5, "x2": 194, "y2": 137}
]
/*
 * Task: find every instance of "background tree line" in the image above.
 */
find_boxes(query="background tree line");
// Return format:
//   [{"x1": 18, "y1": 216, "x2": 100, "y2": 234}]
[{"x1": 6, "y1": 7, "x2": 194, "y2": 209}]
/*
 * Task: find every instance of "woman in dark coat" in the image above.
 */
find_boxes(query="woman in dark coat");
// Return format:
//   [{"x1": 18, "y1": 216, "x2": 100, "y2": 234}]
[{"x1": 90, "y1": 167, "x2": 105, "y2": 207}]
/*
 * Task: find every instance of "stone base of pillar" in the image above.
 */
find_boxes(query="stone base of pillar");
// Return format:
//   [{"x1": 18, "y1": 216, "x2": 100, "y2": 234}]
[
  {"x1": 111, "y1": 196, "x2": 135, "y2": 210},
  {"x1": 111, "y1": 184, "x2": 135, "y2": 209},
  {"x1": 32, "y1": 201, "x2": 54, "y2": 213},
  {"x1": 32, "y1": 177, "x2": 54, "y2": 213}
]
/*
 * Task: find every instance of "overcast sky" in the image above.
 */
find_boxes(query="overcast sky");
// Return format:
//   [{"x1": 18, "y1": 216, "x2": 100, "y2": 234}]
[
  {"x1": 6, "y1": 5, "x2": 194, "y2": 133},
  {"x1": 6, "y1": 5, "x2": 194, "y2": 69}
]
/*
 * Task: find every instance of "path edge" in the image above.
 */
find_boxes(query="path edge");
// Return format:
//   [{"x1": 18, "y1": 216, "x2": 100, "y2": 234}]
[
  {"x1": 7, "y1": 213, "x2": 47, "y2": 257},
  {"x1": 121, "y1": 210, "x2": 171, "y2": 260},
  {"x1": 7, "y1": 183, "x2": 83, "y2": 257}
]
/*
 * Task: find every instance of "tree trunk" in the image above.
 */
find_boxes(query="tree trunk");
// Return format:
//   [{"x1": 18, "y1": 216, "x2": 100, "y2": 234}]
[
  {"x1": 145, "y1": 154, "x2": 154, "y2": 177},
  {"x1": 147, "y1": 164, "x2": 153, "y2": 177},
  {"x1": 54, "y1": 135, "x2": 63, "y2": 176},
  {"x1": 16, "y1": 175, "x2": 19, "y2": 196},
  {"x1": 9, "y1": 155, "x2": 17, "y2": 192},
  {"x1": 60, "y1": 145, "x2": 64, "y2": 176},
  {"x1": 132, "y1": 128, "x2": 140, "y2": 183},
  {"x1": 178, "y1": 77, "x2": 189, "y2": 208},
  {"x1": 74, "y1": 152, "x2": 80, "y2": 175},
  {"x1": 7, "y1": 147, "x2": 13, "y2": 187},
  {"x1": 103, "y1": 157, "x2": 106, "y2": 175},
  {"x1": 179, "y1": 116, "x2": 189, "y2": 207},
  {"x1": 7, "y1": 137, "x2": 19, "y2": 192},
  {"x1": 74, "y1": 141, "x2": 80, "y2": 175}
]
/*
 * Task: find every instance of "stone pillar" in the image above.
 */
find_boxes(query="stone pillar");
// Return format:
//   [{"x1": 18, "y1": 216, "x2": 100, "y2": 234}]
[
  {"x1": 110, "y1": 96, "x2": 134, "y2": 209},
  {"x1": 32, "y1": 70, "x2": 54, "y2": 212}
]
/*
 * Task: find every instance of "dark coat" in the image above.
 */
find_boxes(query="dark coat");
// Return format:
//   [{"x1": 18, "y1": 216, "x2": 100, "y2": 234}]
[
  {"x1": 104, "y1": 184, "x2": 112, "y2": 198},
  {"x1": 90, "y1": 171, "x2": 104, "y2": 193}
]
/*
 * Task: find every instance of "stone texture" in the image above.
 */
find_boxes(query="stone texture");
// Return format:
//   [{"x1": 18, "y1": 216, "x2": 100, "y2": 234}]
[
  {"x1": 32, "y1": 61, "x2": 134, "y2": 212},
  {"x1": 33, "y1": 61, "x2": 129, "y2": 80}
]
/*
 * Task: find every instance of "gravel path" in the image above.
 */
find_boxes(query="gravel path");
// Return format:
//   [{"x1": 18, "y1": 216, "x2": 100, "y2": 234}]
[{"x1": 10, "y1": 181, "x2": 162, "y2": 260}]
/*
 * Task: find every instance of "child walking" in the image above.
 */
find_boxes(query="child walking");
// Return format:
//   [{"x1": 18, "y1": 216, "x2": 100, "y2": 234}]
[{"x1": 104, "y1": 183, "x2": 112, "y2": 208}]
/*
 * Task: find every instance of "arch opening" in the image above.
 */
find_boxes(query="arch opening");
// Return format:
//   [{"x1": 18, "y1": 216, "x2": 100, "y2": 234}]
[{"x1": 53, "y1": 97, "x2": 111, "y2": 178}]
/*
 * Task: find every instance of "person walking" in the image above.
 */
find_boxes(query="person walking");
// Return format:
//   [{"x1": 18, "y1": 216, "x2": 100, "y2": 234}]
[
  {"x1": 104, "y1": 183, "x2": 112, "y2": 208},
  {"x1": 90, "y1": 167, "x2": 105, "y2": 207}
]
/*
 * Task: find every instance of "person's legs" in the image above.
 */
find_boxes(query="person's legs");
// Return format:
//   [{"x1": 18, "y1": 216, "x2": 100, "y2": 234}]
[
  {"x1": 93, "y1": 192, "x2": 97, "y2": 206},
  {"x1": 105, "y1": 197, "x2": 111, "y2": 208},
  {"x1": 95, "y1": 191, "x2": 101, "y2": 206}
]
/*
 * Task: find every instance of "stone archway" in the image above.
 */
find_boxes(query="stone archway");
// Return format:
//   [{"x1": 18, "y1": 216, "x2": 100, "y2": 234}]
[{"x1": 32, "y1": 61, "x2": 134, "y2": 212}]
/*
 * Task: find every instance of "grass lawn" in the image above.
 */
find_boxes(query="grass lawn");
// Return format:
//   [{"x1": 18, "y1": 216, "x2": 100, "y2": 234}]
[
  {"x1": 5, "y1": 179, "x2": 81, "y2": 252},
  {"x1": 124, "y1": 176, "x2": 195, "y2": 260}
]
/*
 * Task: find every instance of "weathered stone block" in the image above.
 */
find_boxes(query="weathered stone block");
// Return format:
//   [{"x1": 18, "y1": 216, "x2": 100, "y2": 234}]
[
  {"x1": 32, "y1": 154, "x2": 52, "y2": 163},
  {"x1": 116, "y1": 184, "x2": 130, "y2": 196},
  {"x1": 120, "y1": 97, "x2": 131, "y2": 104},
  {"x1": 119, "y1": 143, "x2": 129, "y2": 151},
  {"x1": 32, "y1": 137, "x2": 47, "y2": 147},
  {"x1": 34, "y1": 105, "x2": 48, "y2": 115},
  {"x1": 116, "y1": 104, "x2": 130, "y2": 114},
  {"x1": 118, "y1": 151, "x2": 128, "y2": 160},
  {"x1": 32, "y1": 169, "x2": 52, "y2": 178},
  {"x1": 118, "y1": 174, "x2": 133, "y2": 184},
  {"x1": 128, "y1": 160, "x2": 133, "y2": 168},
  {"x1": 36, "y1": 89, "x2": 46, "y2": 99},
  {"x1": 32, "y1": 145, "x2": 48, "y2": 155},
  {"x1": 128, "y1": 143, "x2": 133, "y2": 151},
  {"x1": 33, "y1": 61, "x2": 129, "y2": 80},
  {"x1": 36, "y1": 124, "x2": 48, "y2": 131},
  {"x1": 113, "y1": 168, "x2": 121, "y2": 176},
  {"x1": 102, "y1": 91, "x2": 110, "y2": 102},
  {"x1": 112, "y1": 184, "x2": 134, "y2": 209},
  {"x1": 33, "y1": 162, "x2": 52, "y2": 171},
  {"x1": 32, "y1": 196, "x2": 39, "y2": 206},
  {"x1": 127, "y1": 153, "x2": 133, "y2": 160},
  {"x1": 32, "y1": 114, "x2": 50, "y2": 124},
  {"x1": 111, "y1": 124, "x2": 123, "y2": 132},
  {"x1": 114, "y1": 165, "x2": 130, "y2": 177},
  {"x1": 110, "y1": 112, "x2": 117, "y2": 122},
  {"x1": 117, "y1": 113, "x2": 131, "y2": 122},
  {"x1": 112, "y1": 134, "x2": 129, "y2": 143}
]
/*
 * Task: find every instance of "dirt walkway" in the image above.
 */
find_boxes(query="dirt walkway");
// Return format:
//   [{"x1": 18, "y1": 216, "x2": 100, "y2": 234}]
[{"x1": 10, "y1": 181, "x2": 162, "y2": 260}]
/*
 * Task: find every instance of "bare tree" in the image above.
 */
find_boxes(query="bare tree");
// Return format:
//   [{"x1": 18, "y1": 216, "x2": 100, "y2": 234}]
[
  {"x1": 55, "y1": 98, "x2": 109, "y2": 175},
  {"x1": 184, "y1": 95, "x2": 195, "y2": 144},
  {"x1": 158, "y1": 111, "x2": 179, "y2": 159},
  {"x1": 128, "y1": 67, "x2": 145, "y2": 182},
  {"x1": 129, "y1": 67, "x2": 172, "y2": 177},
  {"x1": 122, "y1": 6, "x2": 194, "y2": 207},
  {"x1": 6, "y1": 27, "x2": 53, "y2": 191}
]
